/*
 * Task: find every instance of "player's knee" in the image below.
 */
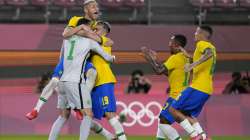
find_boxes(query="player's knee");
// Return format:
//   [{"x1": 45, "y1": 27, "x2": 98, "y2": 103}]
[
  {"x1": 50, "y1": 77, "x2": 59, "y2": 87},
  {"x1": 83, "y1": 108, "x2": 93, "y2": 118},
  {"x1": 105, "y1": 112, "x2": 116, "y2": 120},
  {"x1": 60, "y1": 109, "x2": 70, "y2": 119},
  {"x1": 169, "y1": 106, "x2": 175, "y2": 114},
  {"x1": 159, "y1": 116, "x2": 170, "y2": 124},
  {"x1": 169, "y1": 107, "x2": 179, "y2": 117}
]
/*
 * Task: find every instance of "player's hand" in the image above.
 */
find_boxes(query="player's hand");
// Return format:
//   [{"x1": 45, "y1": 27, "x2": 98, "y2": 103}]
[
  {"x1": 184, "y1": 63, "x2": 193, "y2": 72},
  {"x1": 141, "y1": 46, "x2": 149, "y2": 54},
  {"x1": 148, "y1": 49, "x2": 157, "y2": 60},
  {"x1": 140, "y1": 46, "x2": 150, "y2": 58},
  {"x1": 141, "y1": 47, "x2": 157, "y2": 60}
]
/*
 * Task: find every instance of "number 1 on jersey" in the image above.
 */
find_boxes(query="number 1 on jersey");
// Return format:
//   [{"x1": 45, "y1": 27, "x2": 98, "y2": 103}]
[{"x1": 67, "y1": 40, "x2": 76, "y2": 60}]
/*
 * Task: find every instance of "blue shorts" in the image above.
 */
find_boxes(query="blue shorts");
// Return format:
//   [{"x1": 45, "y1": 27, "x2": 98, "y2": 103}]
[
  {"x1": 91, "y1": 83, "x2": 117, "y2": 120},
  {"x1": 52, "y1": 58, "x2": 64, "y2": 78},
  {"x1": 171, "y1": 87, "x2": 210, "y2": 118},
  {"x1": 159, "y1": 97, "x2": 176, "y2": 124}
]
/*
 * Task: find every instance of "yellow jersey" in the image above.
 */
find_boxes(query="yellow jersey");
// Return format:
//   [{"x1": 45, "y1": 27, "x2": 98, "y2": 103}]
[
  {"x1": 91, "y1": 36, "x2": 116, "y2": 87},
  {"x1": 163, "y1": 52, "x2": 190, "y2": 100},
  {"x1": 191, "y1": 40, "x2": 216, "y2": 94},
  {"x1": 67, "y1": 16, "x2": 97, "y2": 28}
]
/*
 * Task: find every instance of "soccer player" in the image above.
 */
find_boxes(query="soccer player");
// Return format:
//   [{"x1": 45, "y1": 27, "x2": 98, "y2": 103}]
[
  {"x1": 169, "y1": 25, "x2": 216, "y2": 140},
  {"x1": 141, "y1": 34, "x2": 190, "y2": 140},
  {"x1": 89, "y1": 21, "x2": 127, "y2": 140},
  {"x1": 48, "y1": 34, "x2": 115, "y2": 140},
  {"x1": 26, "y1": 37, "x2": 116, "y2": 140},
  {"x1": 25, "y1": 0, "x2": 101, "y2": 120},
  {"x1": 62, "y1": 0, "x2": 100, "y2": 39}
]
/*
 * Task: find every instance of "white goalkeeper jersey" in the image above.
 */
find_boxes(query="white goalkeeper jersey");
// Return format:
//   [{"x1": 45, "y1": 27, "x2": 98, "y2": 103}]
[{"x1": 60, "y1": 35, "x2": 114, "y2": 83}]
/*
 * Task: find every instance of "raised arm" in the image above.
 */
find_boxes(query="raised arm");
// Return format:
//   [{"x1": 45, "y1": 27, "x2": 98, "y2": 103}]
[
  {"x1": 63, "y1": 24, "x2": 101, "y2": 41},
  {"x1": 90, "y1": 41, "x2": 115, "y2": 63},
  {"x1": 76, "y1": 27, "x2": 103, "y2": 44},
  {"x1": 185, "y1": 48, "x2": 213, "y2": 72},
  {"x1": 141, "y1": 47, "x2": 168, "y2": 75},
  {"x1": 62, "y1": 26, "x2": 83, "y2": 38}
]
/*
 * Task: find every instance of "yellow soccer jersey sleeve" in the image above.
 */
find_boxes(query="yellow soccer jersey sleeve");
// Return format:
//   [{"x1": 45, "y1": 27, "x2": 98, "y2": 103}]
[
  {"x1": 163, "y1": 52, "x2": 189, "y2": 99},
  {"x1": 67, "y1": 16, "x2": 84, "y2": 27},
  {"x1": 91, "y1": 36, "x2": 116, "y2": 87},
  {"x1": 67, "y1": 16, "x2": 97, "y2": 29},
  {"x1": 191, "y1": 40, "x2": 216, "y2": 94}
]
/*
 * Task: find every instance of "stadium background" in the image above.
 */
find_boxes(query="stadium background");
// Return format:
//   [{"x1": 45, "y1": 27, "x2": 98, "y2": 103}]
[{"x1": 0, "y1": 0, "x2": 250, "y2": 140}]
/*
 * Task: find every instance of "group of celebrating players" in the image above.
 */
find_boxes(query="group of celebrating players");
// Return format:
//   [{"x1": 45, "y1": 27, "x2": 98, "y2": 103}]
[{"x1": 25, "y1": 0, "x2": 217, "y2": 140}]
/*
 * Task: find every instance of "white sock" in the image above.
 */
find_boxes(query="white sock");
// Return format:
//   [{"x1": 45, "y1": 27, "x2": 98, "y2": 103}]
[
  {"x1": 91, "y1": 120, "x2": 114, "y2": 140},
  {"x1": 180, "y1": 119, "x2": 198, "y2": 138},
  {"x1": 156, "y1": 125, "x2": 165, "y2": 140},
  {"x1": 159, "y1": 124, "x2": 182, "y2": 140},
  {"x1": 34, "y1": 98, "x2": 46, "y2": 112},
  {"x1": 109, "y1": 117, "x2": 127, "y2": 140},
  {"x1": 48, "y1": 116, "x2": 66, "y2": 140},
  {"x1": 193, "y1": 122, "x2": 206, "y2": 140},
  {"x1": 80, "y1": 116, "x2": 92, "y2": 140},
  {"x1": 35, "y1": 78, "x2": 59, "y2": 112}
]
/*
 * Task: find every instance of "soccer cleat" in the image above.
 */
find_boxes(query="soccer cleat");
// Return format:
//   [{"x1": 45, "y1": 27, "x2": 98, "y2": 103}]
[
  {"x1": 112, "y1": 138, "x2": 118, "y2": 140},
  {"x1": 25, "y1": 109, "x2": 38, "y2": 120},
  {"x1": 74, "y1": 109, "x2": 83, "y2": 120},
  {"x1": 190, "y1": 135, "x2": 202, "y2": 140}
]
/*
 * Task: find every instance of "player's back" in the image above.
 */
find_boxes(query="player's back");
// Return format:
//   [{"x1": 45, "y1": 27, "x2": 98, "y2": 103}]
[
  {"x1": 191, "y1": 40, "x2": 216, "y2": 94},
  {"x1": 164, "y1": 52, "x2": 190, "y2": 99},
  {"x1": 60, "y1": 35, "x2": 99, "y2": 83},
  {"x1": 91, "y1": 44, "x2": 116, "y2": 86}
]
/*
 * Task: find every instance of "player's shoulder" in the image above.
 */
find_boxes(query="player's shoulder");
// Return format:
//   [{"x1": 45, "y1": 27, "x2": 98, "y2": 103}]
[
  {"x1": 69, "y1": 16, "x2": 84, "y2": 22},
  {"x1": 170, "y1": 53, "x2": 183, "y2": 60},
  {"x1": 68, "y1": 16, "x2": 85, "y2": 27},
  {"x1": 165, "y1": 54, "x2": 177, "y2": 63},
  {"x1": 196, "y1": 40, "x2": 216, "y2": 52},
  {"x1": 197, "y1": 40, "x2": 214, "y2": 48}
]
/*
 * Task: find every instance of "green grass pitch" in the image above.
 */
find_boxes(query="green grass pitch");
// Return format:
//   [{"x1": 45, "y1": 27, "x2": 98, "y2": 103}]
[{"x1": 1, "y1": 135, "x2": 250, "y2": 140}]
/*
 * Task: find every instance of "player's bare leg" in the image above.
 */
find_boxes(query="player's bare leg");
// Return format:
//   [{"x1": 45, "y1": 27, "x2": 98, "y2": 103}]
[
  {"x1": 48, "y1": 109, "x2": 70, "y2": 140},
  {"x1": 157, "y1": 116, "x2": 182, "y2": 140},
  {"x1": 169, "y1": 107, "x2": 201, "y2": 140},
  {"x1": 26, "y1": 77, "x2": 59, "y2": 120},
  {"x1": 106, "y1": 112, "x2": 127, "y2": 140},
  {"x1": 81, "y1": 68, "x2": 116, "y2": 139},
  {"x1": 79, "y1": 108, "x2": 93, "y2": 140}
]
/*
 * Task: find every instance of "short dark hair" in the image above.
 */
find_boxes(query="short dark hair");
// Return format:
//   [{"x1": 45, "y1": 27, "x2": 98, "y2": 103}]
[
  {"x1": 172, "y1": 34, "x2": 187, "y2": 48},
  {"x1": 132, "y1": 70, "x2": 144, "y2": 77},
  {"x1": 232, "y1": 72, "x2": 241, "y2": 79},
  {"x1": 76, "y1": 18, "x2": 91, "y2": 26},
  {"x1": 200, "y1": 25, "x2": 213, "y2": 38},
  {"x1": 97, "y1": 21, "x2": 111, "y2": 33}
]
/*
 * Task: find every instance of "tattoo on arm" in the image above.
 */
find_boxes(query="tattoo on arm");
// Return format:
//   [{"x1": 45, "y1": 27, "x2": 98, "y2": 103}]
[
  {"x1": 143, "y1": 53, "x2": 168, "y2": 75},
  {"x1": 192, "y1": 48, "x2": 213, "y2": 67}
]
